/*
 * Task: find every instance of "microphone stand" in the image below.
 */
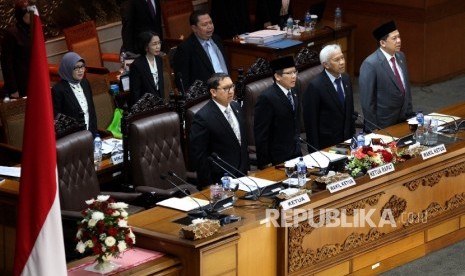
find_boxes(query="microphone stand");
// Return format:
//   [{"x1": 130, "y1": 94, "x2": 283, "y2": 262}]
[
  {"x1": 159, "y1": 175, "x2": 208, "y2": 217},
  {"x1": 298, "y1": 137, "x2": 330, "y2": 176},
  {"x1": 207, "y1": 157, "x2": 258, "y2": 200}
]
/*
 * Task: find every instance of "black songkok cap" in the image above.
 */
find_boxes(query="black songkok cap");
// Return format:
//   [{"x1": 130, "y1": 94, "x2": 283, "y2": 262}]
[
  {"x1": 270, "y1": 56, "x2": 295, "y2": 73},
  {"x1": 372, "y1": 20, "x2": 397, "y2": 42}
]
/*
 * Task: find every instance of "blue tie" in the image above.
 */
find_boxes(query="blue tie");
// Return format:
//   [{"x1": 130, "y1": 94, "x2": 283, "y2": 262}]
[
  {"x1": 206, "y1": 41, "x2": 223, "y2": 73},
  {"x1": 287, "y1": 91, "x2": 295, "y2": 111},
  {"x1": 335, "y1": 78, "x2": 345, "y2": 104}
]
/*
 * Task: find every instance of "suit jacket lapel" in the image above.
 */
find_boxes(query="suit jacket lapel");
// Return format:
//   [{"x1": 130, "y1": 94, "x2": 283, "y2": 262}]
[
  {"x1": 378, "y1": 49, "x2": 404, "y2": 93},
  {"x1": 141, "y1": 58, "x2": 157, "y2": 91},
  {"x1": 322, "y1": 72, "x2": 344, "y2": 114},
  {"x1": 274, "y1": 84, "x2": 295, "y2": 113},
  {"x1": 193, "y1": 38, "x2": 214, "y2": 73},
  {"x1": 65, "y1": 83, "x2": 83, "y2": 112},
  {"x1": 210, "y1": 100, "x2": 240, "y2": 145}
]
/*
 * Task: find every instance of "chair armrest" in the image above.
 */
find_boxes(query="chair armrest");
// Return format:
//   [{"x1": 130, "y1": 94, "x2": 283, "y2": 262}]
[
  {"x1": 61, "y1": 210, "x2": 83, "y2": 220},
  {"x1": 98, "y1": 129, "x2": 113, "y2": 139},
  {"x1": 101, "y1": 52, "x2": 121, "y2": 64},
  {"x1": 100, "y1": 191, "x2": 142, "y2": 202},
  {"x1": 135, "y1": 186, "x2": 178, "y2": 198},
  {"x1": 0, "y1": 143, "x2": 22, "y2": 165}
]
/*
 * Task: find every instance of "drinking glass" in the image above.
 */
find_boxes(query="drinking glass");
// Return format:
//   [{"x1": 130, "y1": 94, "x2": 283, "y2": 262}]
[
  {"x1": 408, "y1": 122, "x2": 418, "y2": 134},
  {"x1": 284, "y1": 161, "x2": 296, "y2": 179},
  {"x1": 292, "y1": 20, "x2": 301, "y2": 35}
]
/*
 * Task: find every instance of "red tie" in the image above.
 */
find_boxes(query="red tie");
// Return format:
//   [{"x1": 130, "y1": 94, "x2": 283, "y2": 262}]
[{"x1": 390, "y1": 56, "x2": 405, "y2": 95}]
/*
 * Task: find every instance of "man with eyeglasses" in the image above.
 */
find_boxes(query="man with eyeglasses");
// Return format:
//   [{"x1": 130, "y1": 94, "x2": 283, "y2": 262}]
[
  {"x1": 190, "y1": 73, "x2": 249, "y2": 188},
  {"x1": 254, "y1": 56, "x2": 301, "y2": 169},
  {"x1": 302, "y1": 44, "x2": 355, "y2": 152},
  {"x1": 174, "y1": 10, "x2": 229, "y2": 91}
]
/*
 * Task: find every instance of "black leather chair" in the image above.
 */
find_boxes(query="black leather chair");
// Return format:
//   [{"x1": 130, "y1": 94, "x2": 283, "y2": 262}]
[{"x1": 122, "y1": 93, "x2": 198, "y2": 197}]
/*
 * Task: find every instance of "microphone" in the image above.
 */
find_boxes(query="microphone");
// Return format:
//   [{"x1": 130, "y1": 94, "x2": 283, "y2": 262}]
[
  {"x1": 353, "y1": 112, "x2": 397, "y2": 143},
  {"x1": 168, "y1": 171, "x2": 232, "y2": 214},
  {"x1": 298, "y1": 137, "x2": 331, "y2": 176},
  {"x1": 159, "y1": 174, "x2": 208, "y2": 217},
  {"x1": 207, "y1": 156, "x2": 258, "y2": 200},
  {"x1": 177, "y1": 72, "x2": 186, "y2": 97}
]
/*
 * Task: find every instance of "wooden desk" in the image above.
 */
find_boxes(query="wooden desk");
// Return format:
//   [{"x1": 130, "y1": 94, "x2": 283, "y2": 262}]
[
  {"x1": 129, "y1": 102, "x2": 465, "y2": 276},
  {"x1": 224, "y1": 21, "x2": 355, "y2": 81}
]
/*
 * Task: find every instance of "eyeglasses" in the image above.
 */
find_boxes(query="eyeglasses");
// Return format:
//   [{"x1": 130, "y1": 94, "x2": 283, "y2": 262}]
[
  {"x1": 73, "y1": 65, "x2": 86, "y2": 71},
  {"x1": 216, "y1": 84, "x2": 235, "y2": 93},
  {"x1": 281, "y1": 70, "x2": 298, "y2": 76}
]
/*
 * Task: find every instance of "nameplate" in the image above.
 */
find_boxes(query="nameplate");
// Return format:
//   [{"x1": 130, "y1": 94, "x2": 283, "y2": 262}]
[
  {"x1": 421, "y1": 144, "x2": 446, "y2": 160},
  {"x1": 368, "y1": 163, "x2": 395, "y2": 179},
  {"x1": 280, "y1": 193, "x2": 310, "y2": 210},
  {"x1": 111, "y1": 152, "x2": 124, "y2": 165},
  {"x1": 326, "y1": 177, "x2": 356, "y2": 193}
]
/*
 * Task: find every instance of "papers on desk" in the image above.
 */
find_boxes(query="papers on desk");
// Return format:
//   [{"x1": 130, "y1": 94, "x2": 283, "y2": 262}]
[
  {"x1": 244, "y1": 30, "x2": 286, "y2": 45},
  {"x1": 407, "y1": 113, "x2": 460, "y2": 126},
  {"x1": 102, "y1": 138, "x2": 123, "y2": 154},
  {"x1": 287, "y1": 152, "x2": 348, "y2": 168},
  {"x1": 0, "y1": 166, "x2": 21, "y2": 178},
  {"x1": 156, "y1": 196, "x2": 210, "y2": 212},
  {"x1": 263, "y1": 39, "x2": 303, "y2": 49},
  {"x1": 232, "y1": 176, "x2": 278, "y2": 192}
]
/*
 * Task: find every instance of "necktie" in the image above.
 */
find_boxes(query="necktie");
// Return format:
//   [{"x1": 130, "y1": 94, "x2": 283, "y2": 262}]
[
  {"x1": 334, "y1": 78, "x2": 345, "y2": 104},
  {"x1": 206, "y1": 41, "x2": 223, "y2": 73},
  {"x1": 225, "y1": 107, "x2": 241, "y2": 144},
  {"x1": 287, "y1": 90, "x2": 295, "y2": 111},
  {"x1": 390, "y1": 56, "x2": 405, "y2": 95},
  {"x1": 147, "y1": 0, "x2": 156, "y2": 19}
]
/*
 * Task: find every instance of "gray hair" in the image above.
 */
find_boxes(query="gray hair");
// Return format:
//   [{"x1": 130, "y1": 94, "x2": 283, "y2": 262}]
[{"x1": 319, "y1": 44, "x2": 342, "y2": 64}]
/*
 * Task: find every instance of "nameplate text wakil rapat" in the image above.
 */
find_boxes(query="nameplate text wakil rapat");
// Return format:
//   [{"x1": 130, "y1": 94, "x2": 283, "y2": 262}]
[
  {"x1": 368, "y1": 162, "x2": 395, "y2": 179},
  {"x1": 421, "y1": 144, "x2": 446, "y2": 160},
  {"x1": 280, "y1": 193, "x2": 310, "y2": 210},
  {"x1": 327, "y1": 177, "x2": 356, "y2": 193}
]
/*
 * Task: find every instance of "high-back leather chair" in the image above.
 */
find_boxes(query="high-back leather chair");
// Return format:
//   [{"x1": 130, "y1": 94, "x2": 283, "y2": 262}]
[
  {"x1": 235, "y1": 59, "x2": 273, "y2": 164},
  {"x1": 0, "y1": 98, "x2": 27, "y2": 149},
  {"x1": 161, "y1": 0, "x2": 193, "y2": 39},
  {"x1": 63, "y1": 21, "x2": 120, "y2": 69},
  {"x1": 122, "y1": 93, "x2": 197, "y2": 196}
]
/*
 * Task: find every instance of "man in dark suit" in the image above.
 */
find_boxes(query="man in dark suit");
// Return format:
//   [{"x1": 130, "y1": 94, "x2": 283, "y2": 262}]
[
  {"x1": 302, "y1": 44, "x2": 355, "y2": 151},
  {"x1": 121, "y1": 0, "x2": 162, "y2": 53},
  {"x1": 190, "y1": 73, "x2": 249, "y2": 188},
  {"x1": 256, "y1": 0, "x2": 293, "y2": 30},
  {"x1": 173, "y1": 10, "x2": 229, "y2": 90},
  {"x1": 359, "y1": 20, "x2": 413, "y2": 130},
  {"x1": 254, "y1": 56, "x2": 301, "y2": 169}
]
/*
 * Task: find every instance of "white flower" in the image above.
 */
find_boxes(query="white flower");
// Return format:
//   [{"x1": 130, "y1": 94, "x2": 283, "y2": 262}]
[
  {"x1": 112, "y1": 210, "x2": 120, "y2": 217},
  {"x1": 105, "y1": 236, "x2": 116, "y2": 247},
  {"x1": 129, "y1": 229, "x2": 136, "y2": 244},
  {"x1": 117, "y1": 241, "x2": 127, "y2": 252},
  {"x1": 88, "y1": 219, "x2": 97, "y2": 227},
  {"x1": 110, "y1": 202, "x2": 128, "y2": 209},
  {"x1": 91, "y1": 211, "x2": 105, "y2": 221},
  {"x1": 118, "y1": 219, "x2": 128, "y2": 228},
  {"x1": 76, "y1": 229, "x2": 83, "y2": 239},
  {"x1": 85, "y1": 240, "x2": 94, "y2": 248},
  {"x1": 76, "y1": 241, "x2": 86, "y2": 253},
  {"x1": 97, "y1": 195, "x2": 110, "y2": 202},
  {"x1": 85, "y1": 198, "x2": 95, "y2": 205},
  {"x1": 121, "y1": 211, "x2": 128, "y2": 218}
]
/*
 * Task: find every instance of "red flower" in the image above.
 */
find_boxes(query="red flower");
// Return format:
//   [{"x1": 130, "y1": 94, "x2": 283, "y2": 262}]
[
  {"x1": 107, "y1": 227, "x2": 118, "y2": 237},
  {"x1": 380, "y1": 150, "x2": 393, "y2": 162}
]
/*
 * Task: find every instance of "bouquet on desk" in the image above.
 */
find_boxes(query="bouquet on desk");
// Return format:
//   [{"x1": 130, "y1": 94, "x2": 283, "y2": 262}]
[
  {"x1": 347, "y1": 142, "x2": 404, "y2": 177},
  {"x1": 75, "y1": 195, "x2": 136, "y2": 264}
]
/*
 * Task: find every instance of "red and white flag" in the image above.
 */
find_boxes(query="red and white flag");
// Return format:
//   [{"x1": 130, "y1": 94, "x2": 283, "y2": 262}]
[{"x1": 13, "y1": 7, "x2": 67, "y2": 276}]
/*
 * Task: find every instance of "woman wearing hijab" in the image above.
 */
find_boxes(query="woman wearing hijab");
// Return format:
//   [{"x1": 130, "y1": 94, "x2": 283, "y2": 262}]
[
  {"x1": 129, "y1": 31, "x2": 164, "y2": 107},
  {"x1": 52, "y1": 52, "x2": 98, "y2": 135},
  {"x1": 0, "y1": 1, "x2": 31, "y2": 98}
]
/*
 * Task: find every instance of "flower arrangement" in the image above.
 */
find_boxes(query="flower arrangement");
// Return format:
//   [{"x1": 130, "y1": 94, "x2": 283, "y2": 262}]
[
  {"x1": 347, "y1": 142, "x2": 403, "y2": 177},
  {"x1": 75, "y1": 195, "x2": 135, "y2": 264}
]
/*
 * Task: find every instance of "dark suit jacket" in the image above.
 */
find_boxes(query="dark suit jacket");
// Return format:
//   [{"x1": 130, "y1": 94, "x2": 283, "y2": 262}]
[
  {"x1": 121, "y1": 0, "x2": 163, "y2": 53},
  {"x1": 303, "y1": 71, "x2": 355, "y2": 151},
  {"x1": 254, "y1": 83, "x2": 301, "y2": 168},
  {"x1": 173, "y1": 33, "x2": 228, "y2": 89},
  {"x1": 256, "y1": 0, "x2": 293, "y2": 29},
  {"x1": 129, "y1": 55, "x2": 164, "y2": 106},
  {"x1": 190, "y1": 100, "x2": 249, "y2": 188},
  {"x1": 52, "y1": 79, "x2": 97, "y2": 135},
  {"x1": 359, "y1": 49, "x2": 413, "y2": 129}
]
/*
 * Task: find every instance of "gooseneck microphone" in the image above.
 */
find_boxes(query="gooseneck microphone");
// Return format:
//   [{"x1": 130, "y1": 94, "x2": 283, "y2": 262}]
[
  {"x1": 353, "y1": 112, "x2": 397, "y2": 142},
  {"x1": 298, "y1": 137, "x2": 331, "y2": 176},
  {"x1": 207, "y1": 156, "x2": 258, "y2": 200},
  {"x1": 429, "y1": 114, "x2": 460, "y2": 133},
  {"x1": 160, "y1": 174, "x2": 208, "y2": 217},
  {"x1": 167, "y1": 171, "x2": 212, "y2": 203}
]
